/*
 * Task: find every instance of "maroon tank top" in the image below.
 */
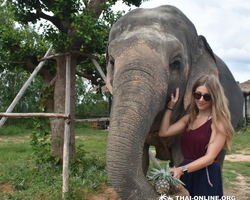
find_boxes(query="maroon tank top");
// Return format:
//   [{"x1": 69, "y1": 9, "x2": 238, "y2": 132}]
[{"x1": 180, "y1": 119, "x2": 219, "y2": 162}]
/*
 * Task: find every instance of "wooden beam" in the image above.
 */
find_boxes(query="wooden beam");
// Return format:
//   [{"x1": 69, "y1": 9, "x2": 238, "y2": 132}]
[
  {"x1": 74, "y1": 118, "x2": 109, "y2": 123},
  {"x1": 91, "y1": 58, "x2": 107, "y2": 82},
  {"x1": 0, "y1": 45, "x2": 53, "y2": 128},
  {"x1": 0, "y1": 113, "x2": 69, "y2": 118}
]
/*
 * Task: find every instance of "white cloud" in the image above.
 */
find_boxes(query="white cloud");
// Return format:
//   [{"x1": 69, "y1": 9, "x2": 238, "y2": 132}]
[{"x1": 113, "y1": 0, "x2": 250, "y2": 83}]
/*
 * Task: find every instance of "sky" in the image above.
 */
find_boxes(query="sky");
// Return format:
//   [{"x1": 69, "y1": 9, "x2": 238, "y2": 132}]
[{"x1": 112, "y1": 0, "x2": 250, "y2": 83}]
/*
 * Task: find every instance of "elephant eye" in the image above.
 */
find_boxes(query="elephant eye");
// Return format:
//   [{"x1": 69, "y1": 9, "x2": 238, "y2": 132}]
[
  {"x1": 170, "y1": 57, "x2": 182, "y2": 74},
  {"x1": 109, "y1": 55, "x2": 115, "y2": 66},
  {"x1": 108, "y1": 55, "x2": 115, "y2": 87},
  {"x1": 172, "y1": 60, "x2": 180, "y2": 66}
]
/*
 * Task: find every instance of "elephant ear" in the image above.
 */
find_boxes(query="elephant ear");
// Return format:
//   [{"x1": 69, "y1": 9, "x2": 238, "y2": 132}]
[
  {"x1": 184, "y1": 35, "x2": 219, "y2": 109},
  {"x1": 105, "y1": 44, "x2": 113, "y2": 95}
]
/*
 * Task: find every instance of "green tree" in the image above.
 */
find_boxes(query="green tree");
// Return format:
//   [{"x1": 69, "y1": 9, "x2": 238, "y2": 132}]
[
  {"x1": 3, "y1": 0, "x2": 147, "y2": 160},
  {"x1": 0, "y1": 2, "x2": 55, "y2": 117}
]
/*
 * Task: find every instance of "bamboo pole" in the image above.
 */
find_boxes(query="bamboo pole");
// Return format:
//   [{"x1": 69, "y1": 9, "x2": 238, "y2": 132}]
[
  {"x1": 62, "y1": 54, "x2": 71, "y2": 197},
  {"x1": 74, "y1": 117, "x2": 109, "y2": 123},
  {"x1": 91, "y1": 58, "x2": 107, "y2": 82},
  {"x1": 0, "y1": 45, "x2": 53, "y2": 128},
  {"x1": 0, "y1": 113, "x2": 69, "y2": 118}
]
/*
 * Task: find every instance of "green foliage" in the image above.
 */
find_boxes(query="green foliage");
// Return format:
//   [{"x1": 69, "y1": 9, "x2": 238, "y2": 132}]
[
  {"x1": 0, "y1": 0, "x2": 12, "y2": 26},
  {"x1": 76, "y1": 91, "x2": 109, "y2": 115},
  {"x1": 0, "y1": 4, "x2": 55, "y2": 118},
  {"x1": 75, "y1": 77, "x2": 109, "y2": 116},
  {"x1": 5, "y1": 0, "x2": 126, "y2": 53},
  {"x1": 69, "y1": 145, "x2": 108, "y2": 193},
  {"x1": 237, "y1": 117, "x2": 250, "y2": 132},
  {"x1": 0, "y1": 23, "x2": 55, "y2": 73},
  {"x1": 110, "y1": 0, "x2": 147, "y2": 7},
  {"x1": 1, "y1": 0, "x2": 148, "y2": 95},
  {"x1": 30, "y1": 117, "x2": 60, "y2": 165},
  {"x1": 38, "y1": 83, "x2": 55, "y2": 112},
  {"x1": 5, "y1": 0, "x2": 131, "y2": 54},
  {"x1": 0, "y1": 69, "x2": 43, "y2": 113}
]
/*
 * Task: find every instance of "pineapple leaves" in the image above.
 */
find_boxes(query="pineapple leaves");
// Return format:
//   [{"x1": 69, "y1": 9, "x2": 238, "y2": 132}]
[{"x1": 147, "y1": 161, "x2": 185, "y2": 188}]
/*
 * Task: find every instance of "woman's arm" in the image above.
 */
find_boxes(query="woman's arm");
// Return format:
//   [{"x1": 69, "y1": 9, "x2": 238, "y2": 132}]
[
  {"x1": 158, "y1": 114, "x2": 189, "y2": 137},
  {"x1": 158, "y1": 88, "x2": 188, "y2": 137},
  {"x1": 170, "y1": 121, "x2": 227, "y2": 178}
]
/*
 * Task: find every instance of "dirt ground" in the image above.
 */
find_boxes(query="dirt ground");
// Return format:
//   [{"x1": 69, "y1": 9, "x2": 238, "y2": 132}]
[{"x1": 223, "y1": 152, "x2": 250, "y2": 199}]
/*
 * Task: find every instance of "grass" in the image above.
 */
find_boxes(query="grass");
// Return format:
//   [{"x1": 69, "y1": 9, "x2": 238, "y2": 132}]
[
  {"x1": 0, "y1": 125, "x2": 31, "y2": 136},
  {"x1": 224, "y1": 161, "x2": 250, "y2": 177},
  {"x1": 221, "y1": 130, "x2": 250, "y2": 198},
  {"x1": 228, "y1": 129, "x2": 250, "y2": 154},
  {"x1": 0, "y1": 124, "x2": 249, "y2": 199},
  {"x1": 0, "y1": 143, "x2": 32, "y2": 165},
  {"x1": 0, "y1": 124, "x2": 109, "y2": 200},
  {"x1": 75, "y1": 126, "x2": 108, "y2": 165}
]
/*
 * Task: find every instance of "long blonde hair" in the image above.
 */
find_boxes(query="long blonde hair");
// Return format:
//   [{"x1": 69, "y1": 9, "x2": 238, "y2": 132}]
[{"x1": 188, "y1": 75, "x2": 234, "y2": 150}]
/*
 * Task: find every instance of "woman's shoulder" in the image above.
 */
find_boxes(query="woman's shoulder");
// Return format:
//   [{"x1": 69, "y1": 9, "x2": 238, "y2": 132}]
[
  {"x1": 180, "y1": 114, "x2": 190, "y2": 124},
  {"x1": 211, "y1": 118, "x2": 226, "y2": 133}
]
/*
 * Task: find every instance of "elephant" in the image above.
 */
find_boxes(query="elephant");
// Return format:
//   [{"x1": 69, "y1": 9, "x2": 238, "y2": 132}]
[{"x1": 105, "y1": 5, "x2": 243, "y2": 200}]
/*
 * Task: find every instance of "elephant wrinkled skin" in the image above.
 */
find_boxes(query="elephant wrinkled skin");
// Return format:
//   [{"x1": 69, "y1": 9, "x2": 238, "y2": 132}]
[{"x1": 105, "y1": 5, "x2": 243, "y2": 200}]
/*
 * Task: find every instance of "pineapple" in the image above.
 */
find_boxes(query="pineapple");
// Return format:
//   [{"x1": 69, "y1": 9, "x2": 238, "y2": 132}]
[{"x1": 147, "y1": 161, "x2": 185, "y2": 195}]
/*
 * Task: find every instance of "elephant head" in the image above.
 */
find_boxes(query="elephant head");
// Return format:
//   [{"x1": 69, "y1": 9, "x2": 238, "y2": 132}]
[{"x1": 105, "y1": 5, "x2": 243, "y2": 200}]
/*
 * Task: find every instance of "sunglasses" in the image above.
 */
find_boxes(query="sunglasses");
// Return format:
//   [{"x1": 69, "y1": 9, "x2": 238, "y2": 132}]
[{"x1": 193, "y1": 92, "x2": 212, "y2": 101}]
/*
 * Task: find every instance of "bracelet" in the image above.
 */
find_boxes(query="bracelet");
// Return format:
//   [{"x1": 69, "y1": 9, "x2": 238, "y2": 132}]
[{"x1": 167, "y1": 107, "x2": 173, "y2": 111}]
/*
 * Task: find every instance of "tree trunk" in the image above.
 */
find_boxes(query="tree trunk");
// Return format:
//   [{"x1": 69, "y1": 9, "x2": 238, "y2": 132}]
[{"x1": 50, "y1": 54, "x2": 76, "y2": 160}]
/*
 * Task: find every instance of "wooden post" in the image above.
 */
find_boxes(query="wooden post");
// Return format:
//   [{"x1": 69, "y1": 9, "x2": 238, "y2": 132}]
[
  {"x1": 244, "y1": 94, "x2": 248, "y2": 129},
  {"x1": 62, "y1": 54, "x2": 71, "y2": 197},
  {"x1": 91, "y1": 58, "x2": 107, "y2": 82},
  {"x1": 0, "y1": 45, "x2": 53, "y2": 128}
]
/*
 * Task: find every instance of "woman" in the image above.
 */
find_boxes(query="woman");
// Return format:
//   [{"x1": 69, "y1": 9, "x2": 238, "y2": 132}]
[{"x1": 158, "y1": 75, "x2": 234, "y2": 197}]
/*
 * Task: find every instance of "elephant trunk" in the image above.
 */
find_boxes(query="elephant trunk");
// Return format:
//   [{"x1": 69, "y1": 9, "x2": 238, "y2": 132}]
[{"x1": 106, "y1": 50, "x2": 168, "y2": 199}]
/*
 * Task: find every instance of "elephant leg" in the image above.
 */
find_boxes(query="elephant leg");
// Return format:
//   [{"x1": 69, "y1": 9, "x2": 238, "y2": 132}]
[
  {"x1": 142, "y1": 143, "x2": 149, "y2": 176},
  {"x1": 170, "y1": 135, "x2": 183, "y2": 167},
  {"x1": 218, "y1": 149, "x2": 226, "y2": 170}
]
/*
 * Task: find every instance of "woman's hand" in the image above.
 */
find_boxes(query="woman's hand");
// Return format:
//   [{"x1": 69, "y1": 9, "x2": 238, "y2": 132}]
[
  {"x1": 169, "y1": 166, "x2": 183, "y2": 179},
  {"x1": 168, "y1": 88, "x2": 179, "y2": 109}
]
